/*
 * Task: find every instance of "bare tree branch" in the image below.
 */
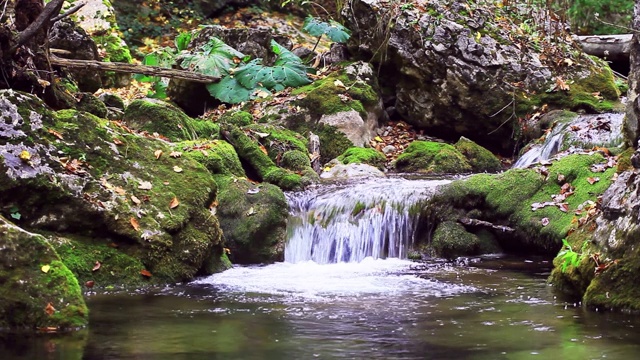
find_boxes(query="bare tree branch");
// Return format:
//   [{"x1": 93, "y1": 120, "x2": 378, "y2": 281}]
[
  {"x1": 51, "y1": 2, "x2": 86, "y2": 23},
  {"x1": 50, "y1": 55, "x2": 221, "y2": 83},
  {"x1": 11, "y1": 0, "x2": 65, "y2": 52}
]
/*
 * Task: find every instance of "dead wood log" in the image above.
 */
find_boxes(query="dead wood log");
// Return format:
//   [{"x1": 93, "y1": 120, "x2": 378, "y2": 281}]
[
  {"x1": 577, "y1": 34, "x2": 633, "y2": 62},
  {"x1": 49, "y1": 55, "x2": 221, "y2": 84}
]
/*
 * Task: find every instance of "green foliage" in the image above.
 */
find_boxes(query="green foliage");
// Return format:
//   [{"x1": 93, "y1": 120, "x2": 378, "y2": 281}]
[
  {"x1": 566, "y1": 0, "x2": 633, "y2": 34},
  {"x1": 175, "y1": 32, "x2": 192, "y2": 52},
  {"x1": 179, "y1": 37, "x2": 245, "y2": 78},
  {"x1": 206, "y1": 40, "x2": 311, "y2": 103},
  {"x1": 302, "y1": 16, "x2": 351, "y2": 43},
  {"x1": 558, "y1": 238, "x2": 588, "y2": 272},
  {"x1": 134, "y1": 47, "x2": 177, "y2": 98}
]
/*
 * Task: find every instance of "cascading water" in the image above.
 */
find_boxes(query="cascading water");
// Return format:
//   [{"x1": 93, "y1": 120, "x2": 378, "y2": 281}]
[
  {"x1": 284, "y1": 178, "x2": 451, "y2": 264},
  {"x1": 514, "y1": 113, "x2": 624, "y2": 168}
]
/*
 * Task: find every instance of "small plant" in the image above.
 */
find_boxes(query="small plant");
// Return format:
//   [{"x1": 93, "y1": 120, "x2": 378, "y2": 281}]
[
  {"x1": 302, "y1": 16, "x2": 351, "y2": 52},
  {"x1": 9, "y1": 206, "x2": 21, "y2": 220},
  {"x1": 558, "y1": 238, "x2": 589, "y2": 272}
]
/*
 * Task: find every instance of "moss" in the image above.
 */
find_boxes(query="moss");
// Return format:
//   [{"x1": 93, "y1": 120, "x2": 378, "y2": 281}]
[
  {"x1": 518, "y1": 59, "x2": 621, "y2": 115},
  {"x1": 616, "y1": 147, "x2": 634, "y2": 173},
  {"x1": 94, "y1": 34, "x2": 132, "y2": 64},
  {"x1": 431, "y1": 221, "x2": 481, "y2": 259},
  {"x1": 219, "y1": 111, "x2": 253, "y2": 127},
  {"x1": 213, "y1": 175, "x2": 288, "y2": 264},
  {"x1": 395, "y1": 141, "x2": 472, "y2": 174},
  {"x1": 434, "y1": 153, "x2": 615, "y2": 253},
  {"x1": 0, "y1": 217, "x2": 88, "y2": 330},
  {"x1": 244, "y1": 123, "x2": 309, "y2": 163},
  {"x1": 223, "y1": 125, "x2": 302, "y2": 191},
  {"x1": 337, "y1": 147, "x2": 386, "y2": 170},
  {"x1": 181, "y1": 139, "x2": 245, "y2": 176},
  {"x1": 124, "y1": 99, "x2": 217, "y2": 142},
  {"x1": 76, "y1": 93, "x2": 108, "y2": 119},
  {"x1": 454, "y1": 137, "x2": 502, "y2": 172},
  {"x1": 50, "y1": 235, "x2": 150, "y2": 289},
  {"x1": 316, "y1": 124, "x2": 353, "y2": 164},
  {"x1": 352, "y1": 201, "x2": 366, "y2": 217},
  {"x1": 281, "y1": 150, "x2": 311, "y2": 171},
  {"x1": 291, "y1": 71, "x2": 374, "y2": 119}
]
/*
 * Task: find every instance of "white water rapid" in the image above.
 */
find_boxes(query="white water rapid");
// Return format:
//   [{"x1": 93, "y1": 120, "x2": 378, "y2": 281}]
[{"x1": 284, "y1": 178, "x2": 451, "y2": 264}]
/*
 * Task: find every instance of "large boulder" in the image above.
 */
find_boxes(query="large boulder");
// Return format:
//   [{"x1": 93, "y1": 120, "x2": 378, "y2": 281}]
[
  {"x1": 342, "y1": 0, "x2": 621, "y2": 153},
  {"x1": 0, "y1": 90, "x2": 225, "y2": 283},
  {"x1": 0, "y1": 216, "x2": 88, "y2": 330}
]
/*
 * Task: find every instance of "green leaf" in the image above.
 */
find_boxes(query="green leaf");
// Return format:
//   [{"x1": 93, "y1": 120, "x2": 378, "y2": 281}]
[
  {"x1": 175, "y1": 32, "x2": 192, "y2": 52},
  {"x1": 271, "y1": 40, "x2": 303, "y2": 66},
  {"x1": 180, "y1": 37, "x2": 245, "y2": 78},
  {"x1": 302, "y1": 16, "x2": 351, "y2": 43},
  {"x1": 207, "y1": 76, "x2": 254, "y2": 104},
  {"x1": 235, "y1": 59, "x2": 311, "y2": 90},
  {"x1": 10, "y1": 212, "x2": 21, "y2": 220}
]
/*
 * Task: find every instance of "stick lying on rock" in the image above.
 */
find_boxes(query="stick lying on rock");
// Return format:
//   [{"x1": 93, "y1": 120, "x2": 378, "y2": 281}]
[{"x1": 458, "y1": 217, "x2": 515, "y2": 232}]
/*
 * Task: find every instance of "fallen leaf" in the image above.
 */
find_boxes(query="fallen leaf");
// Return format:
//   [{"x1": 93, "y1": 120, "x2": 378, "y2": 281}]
[
  {"x1": 259, "y1": 145, "x2": 268, "y2": 155},
  {"x1": 587, "y1": 177, "x2": 600, "y2": 185},
  {"x1": 247, "y1": 188, "x2": 260, "y2": 194},
  {"x1": 41, "y1": 265, "x2": 51, "y2": 273},
  {"x1": 246, "y1": 207, "x2": 256, "y2": 216},
  {"x1": 560, "y1": 183, "x2": 573, "y2": 194},
  {"x1": 154, "y1": 150, "x2": 163, "y2": 159},
  {"x1": 163, "y1": 181, "x2": 170, "y2": 185},
  {"x1": 140, "y1": 269, "x2": 152, "y2": 277},
  {"x1": 558, "y1": 203, "x2": 569, "y2": 212},
  {"x1": 48, "y1": 129, "x2": 64, "y2": 139},
  {"x1": 253, "y1": 131, "x2": 270, "y2": 138},
  {"x1": 114, "y1": 187, "x2": 126, "y2": 196},
  {"x1": 563, "y1": 58, "x2": 574, "y2": 66},
  {"x1": 131, "y1": 195, "x2": 141, "y2": 205},
  {"x1": 555, "y1": 76, "x2": 570, "y2": 91},
  {"x1": 45, "y1": 303, "x2": 55, "y2": 316},
  {"x1": 169, "y1": 151, "x2": 182, "y2": 158},
  {"x1": 169, "y1": 196, "x2": 180, "y2": 209},
  {"x1": 138, "y1": 181, "x2": 153, "y2": 190},
  {"x1": 113, "y1": 138, "x2": 124, "y2": 145},
  {"x1": 85, "y1": 280, "x2": 95, "y2": 288},
  {"x1": 557, "y1": 174, "x2": 565, "y2": 183},
  {"x1": 19, "y1": 150, "x2": 31, "y2": 162},
  {"x1": 224, "y1": 247, "x2": 231, "y2": 254},
  {"x1": 130, "y1": 217, "x2": 140, "y2": 231},
  {"x1": 334, "y1": 79, "x2": 347, "y2": 89},
  {"x1": 374, "y1": 136, "x2": 383, "y2": 142},
  {"x1": 92, "y1": 261, "x2": 101, "y2": 272},
  {"x1": 173, "y1": 166, "x2": 183, "y2": 173},
  {"x1": 541, "y1": 217, "x2": 550, "y2": 226}
]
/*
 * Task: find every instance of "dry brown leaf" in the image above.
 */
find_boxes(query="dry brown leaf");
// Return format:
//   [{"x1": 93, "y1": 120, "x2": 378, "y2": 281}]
[
  {"x1": 113, "y1": 138, "x2": 124, "y2": 145},
  {"x1": 85, "y1": 280, "x2": 95, "y2": 288},
  {"x1": 92, "y1": 261, "x2": 101, "y2": 272},
  {"x1": 154, "y1": 149, "x2": 163, "y2": 159},
  {"x1": 45, "y1": 303, "x2": 55, "y2": 316},
  {"x1": 169, "y1": 196, "x2": 180, "y2": 209},
  {"x1": 48, "y1": 129, "x2": 64, "y2": 139},
  {"x1": 541, "y1": 217, "x2": 550, "y2": 226},
  {"x1": 131, "y1": 195, "x2": 141, "y2": 205},
  {"x1": 140, "y1": 269, "x2": 152, "y2": 277},
  {"x1": 130, "y1": 217, "x2": 140, "y2": 231},
  {"x1": 138, "y1": 181, "x2": 153, "y2": 190},
  {"x1": 169, "y1": 151, "x2": 182, "y2": 158},
  {"x1": 587, "y1": 177, "x2": 600, "y2": 185},
  {"x1": 259, "y1": 145, "x2": 268, "y2": 155}
]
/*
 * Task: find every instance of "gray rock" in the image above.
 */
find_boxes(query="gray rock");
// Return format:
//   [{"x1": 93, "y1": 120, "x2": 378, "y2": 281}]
[{"x1": 320, "y1": 161, "x2": 386, "y2": 181}]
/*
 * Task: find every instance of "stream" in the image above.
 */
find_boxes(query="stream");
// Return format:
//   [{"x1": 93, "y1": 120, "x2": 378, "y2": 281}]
[{"x1": 3, "y1": 177, "x2": 640, "y2": 359}]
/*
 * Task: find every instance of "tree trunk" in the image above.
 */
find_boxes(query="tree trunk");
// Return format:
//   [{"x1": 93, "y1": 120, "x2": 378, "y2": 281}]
[
  {"x1": 625, "y1": 1, "x2": 640, "y2": 146},
  {"x1": 0, "y1": 0, "x2": 74, "y2": 109}
]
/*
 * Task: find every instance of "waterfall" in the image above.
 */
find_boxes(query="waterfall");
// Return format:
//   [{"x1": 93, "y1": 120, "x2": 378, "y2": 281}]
[
  {"x1": 514, "y1": 113, "x2": 624, "y2": 168},
  {"x1": 284, "y1": 178, "x2": 451, "y2": 264}
]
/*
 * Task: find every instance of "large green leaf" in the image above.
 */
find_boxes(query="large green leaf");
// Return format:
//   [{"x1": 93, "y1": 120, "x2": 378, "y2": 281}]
[
  {"x1": 134, "y1": 48, "x2": 176, "y2": 83},
  {"x1": 207, "y1": 76, "x2": 267, "y2": 104},
  {"x1": 302, "y1": 16, "x2": 351, "y2": 43},
  {"x1": 179, "y1": 37, "x2": 245, "y2": 78},
  {"x1": 175, "y1": 32, "x2": 192, "y2": 52},
  {"x1": 270, "y1": 40, "x2": 303, "y2": 66},
  {"x1": 235, "y1": 59, "x2": 311, "y2": 90}
]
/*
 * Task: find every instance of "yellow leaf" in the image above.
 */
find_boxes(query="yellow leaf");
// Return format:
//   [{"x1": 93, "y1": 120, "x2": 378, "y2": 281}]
[
  {"x1": 41, "y1": 265, "x2": 51, "y2": 273},
  {"x1": 324, "y1": 166, "x2": 332, "y2": 172},
  {"x1": 169, "y1": 196, "x2": 180, "y2": 209},
  {"x1": 154, "y1": 150, "x2": 163, "y2": 159},
  {"x1": 130, "y1": 217, "x2": 140, "y2": 231},
  {"x1": 19, "y1": 150, "x2": 31, "y2": 162},
  {"x1": 173, "y1": 166, "x2": 183, "y2": 173},
  {"x1": 374, "y1": 136, "x2": 383, "y2": 142}
]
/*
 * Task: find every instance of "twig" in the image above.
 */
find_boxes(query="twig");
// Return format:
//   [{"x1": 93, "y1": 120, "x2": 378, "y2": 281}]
[
  {"x1": 51, "y1": 2, "x2": 86, "y2": 23},
  {"x1": 487, "y1": 93, "x2": 517, "y2": 135},
  {"x1": 11, "y1": 0, "x2": 65, "y2": 52},
  {"x1": 488, "y1": 99, "x2": 514, "y2": 118},
  {"x1": 0, "y1": 0, "x2": 9, "y2": 22}
]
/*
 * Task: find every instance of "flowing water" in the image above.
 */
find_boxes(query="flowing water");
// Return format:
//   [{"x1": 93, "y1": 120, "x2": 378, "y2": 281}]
[{"x1": 3, "y1": 177, "x2": 640, "y2": 359}]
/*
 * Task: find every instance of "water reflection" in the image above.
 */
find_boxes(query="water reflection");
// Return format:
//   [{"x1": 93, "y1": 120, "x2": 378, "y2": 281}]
[{"x1": 3, "y1": 257, "x2": 640, "y2": 359}]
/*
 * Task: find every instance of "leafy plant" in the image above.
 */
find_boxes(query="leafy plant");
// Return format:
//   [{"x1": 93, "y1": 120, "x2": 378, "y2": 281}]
[
  {"x1": 9, "y1": 206, "x2": 21, "y2": 220},
  {"x1": 134, "y1": 47, "x2": 180, "y2": 98},
  {"x1": 558, "y1": 238, "x2": 589, "y2": 272},
  {"x1": 302, "y1": 16, "x2": 351, "y2": 52}
]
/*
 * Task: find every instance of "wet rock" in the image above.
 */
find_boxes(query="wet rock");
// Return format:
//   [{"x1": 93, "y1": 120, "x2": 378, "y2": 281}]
[{"x1": 320, "y1": 160, "x2": 386, "y2": 181}]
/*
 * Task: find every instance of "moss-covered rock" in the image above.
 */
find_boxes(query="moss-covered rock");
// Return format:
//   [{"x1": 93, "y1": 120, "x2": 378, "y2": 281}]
[
  {"x1": 219, "y1": 110, "x2": 253, "y2": 127},
  {"x1": 431, "y1": 221, "x2": 483, "y2": 259},
  {"x1": 281, "y1": 150, "x2": 311, "y2": 171},
  {"x1": 214, "y1": 175, "x2": 288, "y2": 264},
  {"x1": 222, "y1": 124, "x2": 302, "y2": 190},
  {"x1": 0, "y1": 216, "x2": 88, "y2": 330},
  {"x1": 180, "y1": 139, "x2": 245, "y2": 177},
  {"x1": 426, "y1": 153, "x2": 615, "y2": 254},
  {"x1": 0, "y1": 91, "x2": 225, "y2": 286},
  {"x1": 76, "y1": 92, "x2": 108, "y2": 118},
  {"x1": 395, "y1": 141, "x2": 472, "y2": 174},
  {"x1": 124, "y1": 98, "x2": 219, "y2": 141},
  {"x1": 337, "y1": 147, "x2": 386, "y2": 170},
  {"x1": 454, "y1": 137, "x2": 502, "y2": 172}
]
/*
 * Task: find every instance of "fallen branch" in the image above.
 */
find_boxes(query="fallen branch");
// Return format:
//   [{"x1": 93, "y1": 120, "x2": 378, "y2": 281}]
[
  {"x1": 49, "y1": 55, "x2": 220, "y2": 83},
  {"x1": 51, "y1": 1, "x2": 86, "y2": 23},
  {"x1": 458, "y1": 217, "x2": 515, "y2": 232}
]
